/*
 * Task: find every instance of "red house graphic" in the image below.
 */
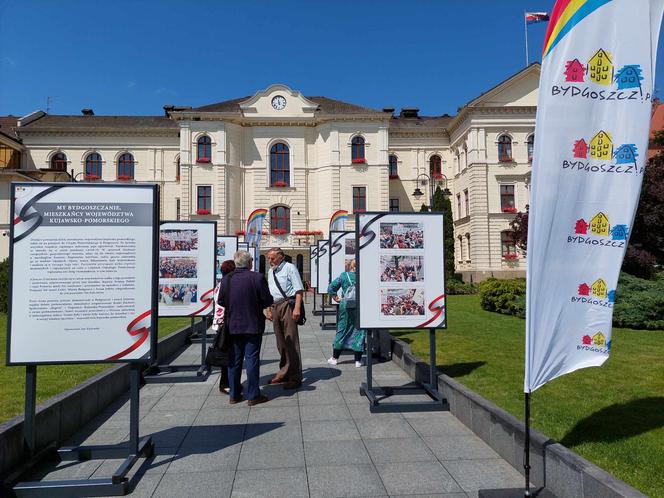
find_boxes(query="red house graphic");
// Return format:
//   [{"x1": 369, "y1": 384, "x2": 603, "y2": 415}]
[
  {"x1": 564, "y1": 59, "x2": 586, "y2": 82},
  {"x1": 573, "y1": 139, "x2": 589, "y2": 159},
  {"x1": 575, "y1": 219, "x2": 589, "y2": 234},
  {"x1": 578, "y1": 283, "x2": 590, "y2": 296},
  {"x1": 582, "y1": 335, "x2": 593, "y2": 345}
]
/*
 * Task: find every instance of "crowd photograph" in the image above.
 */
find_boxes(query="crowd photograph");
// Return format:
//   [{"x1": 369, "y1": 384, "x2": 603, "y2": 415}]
[
  {"x1": 159, "y1": 284, "x2": 198, "y2": 305},
  {"x1": 345, "y1": 238, "x2": 356, "y2": 255},
  {"x1": 379, "y1": 255, "x2": 424, "y2": 282},
  {"x1": 216, "y1": 241, "x2": 226, "y2": 257},
  {"x1": 159, "y1": 257, "x2": 198, "y2": 278},
  {"x1": 380, "y1": 288, "x2": 425, "y2": 316},
  {"x1": 379, "y1": 222, "x2": 424, "y2": 249},
  {"x1": 159, "y1": 229, "x2": 199, "y2": 252}
]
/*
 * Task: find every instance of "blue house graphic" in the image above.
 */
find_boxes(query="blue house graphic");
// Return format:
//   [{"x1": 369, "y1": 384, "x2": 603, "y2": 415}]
[
  {"x1": 610, "y1": 224, "x2": 629, "y2": 241},
  {"x1": 614, "y1": 144, "x2": 638, "y2": 164},
  {"x1": 615, "y1": 65, "x2": 644, "y2": 91}
]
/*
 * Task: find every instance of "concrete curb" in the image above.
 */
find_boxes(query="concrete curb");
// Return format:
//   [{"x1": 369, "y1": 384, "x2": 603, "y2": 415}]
[
  {"x1": 380, "y1": 330, "x2": 647, "y2": 498},
  {"x1": 0, "y1": 322, "x2": 197, "y2": 480}
]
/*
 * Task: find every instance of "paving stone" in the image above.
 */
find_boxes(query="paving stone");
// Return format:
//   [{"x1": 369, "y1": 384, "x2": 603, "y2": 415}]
[
  {"x1": 355, "y1": 417, "x2": 418, "y2": 439},
  {"x1": 302, "y1": 419, "x2": 361, "y2": 441},
  {"x1": 140, "y1": 425, "x2": 190, "y2": 449},
  {"x1": 153, "y1": 469, "x2": 235, "y2": 498},
  {"x1": 92, "y1": 451, "x2": 174, "y2": 478},
  {"x1": 141, "y1": 408, "x2": 198, "y2": 427},
  {"x1": 364, "y1": 437, "x2": 437, "y2": 463},
  {"x1": 308, "y1": 463, "x2": 387, "y2": 497},
  {"x1": 424, "y1": 435, "x2": 500, "y2": 461},
  {"x1": 179, "y1": 424, "x2": 246, "y2": 449},
  {"x1": 376, "y1": 461, "x2": 463, "y2": 495},
  {"x1": 298, "y1": 389, "x2": 346, "y2": 405},
  {"x1": 443, "y1": 459, "x2": 523, "y2": 492},
  {"x1": 194, "y1": 407, "x2": 249, "y2": 425},
  {"x1": 152, "y1": 394, "x2": 207, "y2": 411},
  {"x1": 243, "y1": 421, "x2": 302, "y2": 443},
  {"x1": 247, "y1": 405, "x2": 300, "y2": 423},
  {"x1": 166, "y1": 444, "x2": 242, "y2": 473},
  {"x1": 237, "y1": 440, "x2": 305, "y2": 470},
  {"x1": 304, "y1": 439, "x2": 371, "y2": 466},
  {"x1": 407, "y1": 414, "x2": 474, "y2": 437},
  {"x1": 299, "y1": 403, "x2": 352, "y2": 421},
  {"x1": 231, "y1": 467, "x2": 309, "y2": 497}
]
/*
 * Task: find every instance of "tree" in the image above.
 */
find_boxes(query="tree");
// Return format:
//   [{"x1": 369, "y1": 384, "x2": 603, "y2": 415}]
[{"x1": 509, "y1": 204, "x2": 529, "y2": 253}]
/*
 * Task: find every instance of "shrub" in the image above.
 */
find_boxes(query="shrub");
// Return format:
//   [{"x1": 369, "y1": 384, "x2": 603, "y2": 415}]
[
  {"x1": 622, "y1": 247, "x2": 658, "y2": 279},
  {"x1": 479, "y1": 278, "x2": 526, "y2": 318},
  {"x1": 612, "y1": 272, "x2": 664, "y2": 330},
  {"x1": 447, "y1": 279, "x2": 479, "y2": 295},
  {"x1": 0, "y1": 259, "x2": 8, "y2": 313}
]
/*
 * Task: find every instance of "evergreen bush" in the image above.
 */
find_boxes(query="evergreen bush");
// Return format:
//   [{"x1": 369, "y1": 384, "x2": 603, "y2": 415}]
[
  {"x1": 478, "y1": 278, "x2": 526, "y2": 318},
  {"x1": 613, "y1": 272, "x2": 664, "y2": 330}
]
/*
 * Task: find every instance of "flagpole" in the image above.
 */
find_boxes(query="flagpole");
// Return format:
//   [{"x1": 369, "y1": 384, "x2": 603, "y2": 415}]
[
  {"x1": 524, "y1": 11, "x2": 529, "y2": 66},
  {"x1": 524, "y1": 392, "x2": 531, "y2": 497}
]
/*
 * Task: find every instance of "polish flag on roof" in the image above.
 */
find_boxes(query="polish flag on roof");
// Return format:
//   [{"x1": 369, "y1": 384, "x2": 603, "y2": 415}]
[{"x1": 525, "y1": 12, "x2": 550, "y2": 24}]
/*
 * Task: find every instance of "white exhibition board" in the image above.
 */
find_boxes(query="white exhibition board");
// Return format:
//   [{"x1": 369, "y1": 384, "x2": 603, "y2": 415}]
[
  {"x1": 316, "y1": 239, "x2": 330, "y2": 294},
  {"x1": 159, "y1": 221, "x2": 216, "y2": 317},
  {"x1": 238, "y1": 242, "x2": 249, "y2": 251},
  {"x1": 216, "y1": 235, "x2": 238, "y2": 280},
  {"x1": 329, "y1": 231, "x2": 354, "y2": 297},
  {"x1": 309, "y1": 245, "x2": 318, "y2": 289},
  {"x1": 357, "y1": 212, "x2": 446, "y2": 329},
  {"x1": 8, "y1": 183, "x2": 158, "y2": 364},
  {"x1": 250, "y1": 245, "x2": 260, "y2": 273}
]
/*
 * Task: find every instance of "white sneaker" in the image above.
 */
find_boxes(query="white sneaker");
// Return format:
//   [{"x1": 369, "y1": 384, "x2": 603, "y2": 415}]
[
  {"x1": 327, "y1": 357, "x2": 338, "y2": 366},
  {"x1": 355, "y1": 359, "x2": 364, "y2": 368}
]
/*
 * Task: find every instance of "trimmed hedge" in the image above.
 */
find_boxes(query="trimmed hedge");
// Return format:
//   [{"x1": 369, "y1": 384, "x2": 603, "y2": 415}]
[
  {"x1": 447, "y1": 278, "x2": 479, "y2": 295},
  {"x1": 0, "y1": 259, "x2": 8, "y2": 314},
  {"x1": 613, "y1": 272, "x2": 664, "y2": 330},
  {"x1": 478, "y1": 278, "x2": 526, "y2": 318}
]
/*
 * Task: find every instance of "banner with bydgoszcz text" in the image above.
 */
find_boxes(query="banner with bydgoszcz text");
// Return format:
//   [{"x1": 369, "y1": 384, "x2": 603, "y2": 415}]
[{"x1": 525, "y1": 0, "x2": 664, "y2": 392}]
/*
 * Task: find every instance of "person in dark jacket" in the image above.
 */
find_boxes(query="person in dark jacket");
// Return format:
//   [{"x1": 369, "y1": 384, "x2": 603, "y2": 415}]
[{"x1": 218, "y1": 250, "x2": 274, "y2": 405}]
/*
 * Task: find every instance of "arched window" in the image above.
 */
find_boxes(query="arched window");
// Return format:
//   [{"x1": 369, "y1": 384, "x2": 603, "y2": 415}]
[
  {"x1": 271, "y1": 205, "x2": 290, "y2": 234},
  {"x1": 501, "y1": 230, "x2": 516, "y2": 256},
  {"x1": 388, "y1": 155, "x2": 398, "y2": 178},
  {"x1": 50, "y1": 152, "x2": 67, "y2": 171},
  {"x1": 85, "y1": 153, "x2": 102, "y2": 180},
  {"x1": 176, "y1": 156, "x2": 181, "y2": 182},
  {"x1": 429, "y1": 155, "x2": 442, "y2": 178},
  {"x1": 498, "y1": 135, "x2": 513, "y2": 162},
  {"x1": 351, "y1": 136, "x2": 365, "y2": 163},
  {"x1": 197, "y1": 135, "x2": 211, "y2": 163},
  {"x1": 270, "y1": 143, "x2": 290, "y2": 187},
  {"x1": 117, "y1": 153, "x2": 135, "y2": 179},
  {"x1": 527, "y1": 135, "x2": 535, "y2": 162}
]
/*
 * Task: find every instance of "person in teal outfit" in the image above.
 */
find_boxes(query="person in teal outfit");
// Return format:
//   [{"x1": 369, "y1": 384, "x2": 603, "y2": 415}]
[{"x1": 326, "y1": 259, "x2": 365, "y2": 367}]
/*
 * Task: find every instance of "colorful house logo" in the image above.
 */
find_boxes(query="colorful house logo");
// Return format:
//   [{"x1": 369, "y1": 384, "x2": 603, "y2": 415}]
[
  {"x1": 591, "y1": 278, "x2": 607, "y2": 298},
  {"x1": 577, "y1": 280, "x2": 616, "y2": 301},
  {"x1": 564, "y1": 59, "x2": 586, "y2": 82},
  {"x1": 573, "y1": 139, "x2": 589, "y2": 159},
  {"x1": 578, "y1": 283, "x2": 590, "y2": 296},
  {"x1": 614, "y1": 65, "x2": 644, "y2": 92},
  {"x1": 575, "y1": 219, "x2": 589, "y2": 235},
  {"x1": 610, "y1": 224, "x2": 629, "y2": 241},
  {"x1": 589, "y1": 212, "x2": 610, "y2": 236},
  {"x1": 588, "y1": 49, "x2": 614, "y2": 86},
  {"x1": 592, "y1": 332, "x2": 606, "y2": 347},
  {"x1": 589, "y1": 131, "x2": 613, "y2": 160},
  {"x1": 614, "y1": 144, "x2": 638, "y2": 165},
  {"x1": 580, "y1": 334, "x2": 612, "y2": 352}
]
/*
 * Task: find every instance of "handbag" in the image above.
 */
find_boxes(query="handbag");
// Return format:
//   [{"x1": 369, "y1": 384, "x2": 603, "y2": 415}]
[
  {"x1": 205, "y1": 274, "x2": 233, "y2": 367},
  {"x1": 342, "y1": 273, "x2": 356, "y2": 310},
  {"x1": 271, "y1": 266, "x2": 307, "y2": 326}
]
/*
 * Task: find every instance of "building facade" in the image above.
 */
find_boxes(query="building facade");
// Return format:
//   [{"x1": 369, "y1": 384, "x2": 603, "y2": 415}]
[{"x1": 7, "y1": 65, "x2": 541, "y2": 280}]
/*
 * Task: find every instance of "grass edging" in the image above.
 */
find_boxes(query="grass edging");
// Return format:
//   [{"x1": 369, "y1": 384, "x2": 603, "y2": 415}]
[
  {"x1": 0, "y1": 321, "x2": 198, "y2": 481},
  {"x1": 381, "y1": 330, "x2": 647, "y2": 498}
]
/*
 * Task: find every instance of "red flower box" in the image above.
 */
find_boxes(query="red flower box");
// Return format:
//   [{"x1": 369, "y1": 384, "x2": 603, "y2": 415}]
[
  {"x1": 235, "y1": 230, "x2": 246, "y2": 236},
  {"x1": 294, "y1": 230, "x2": 324, "y2": 236},
  {"x1": 271, "y1": 229, "x2": 288, "y2": 235},
  {"x1": 503, "y1": 253, "x2": 519, "y2": 260},
  {"x1": 388, "y1": 174, "x2": 399, "y2": 180},
  {"x1": 196, "y1": 158, "x2": 211, "y2": 164},
  {"x1": 85, "y1": 175, "x2": 100, "y2": 181},
  {"x1": 353, "y1": 208, "x2": 366, "y2": 213},
  {"x1": 432, "y1": 173, "x2": 443, "y2": 180},
  {"x1": 502, "y1": 207, "x2": 517, "y2": 213},
  {"x1": 272, "y1": 181, "x2": 288, "y2": 187},
  {"x1": 196, "y1": 209, "x2": 211, "y2": 215},
  {"x1": 352, "y1": 158, "x2": 366, "y2": 164},
  {"x1": 117, "y1": 175, "x2": 133, "y2": 181},
  {"x1": 176, "y1": 176, "x2": 180, "y2": 183},
  {"x1": 499, "y1": 157, "x2": 513, "y2": 163}
]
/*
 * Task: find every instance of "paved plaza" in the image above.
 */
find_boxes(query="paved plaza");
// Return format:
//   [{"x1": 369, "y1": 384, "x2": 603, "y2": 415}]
[{"x1": 30, "y1": 303, "x2": 523, "y2": 497}]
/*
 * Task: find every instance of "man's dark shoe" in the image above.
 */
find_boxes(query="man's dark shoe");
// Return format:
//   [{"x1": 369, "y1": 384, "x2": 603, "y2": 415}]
[
  {"x1": 229, "y1": 396, "x2": 244, "y2": 405},
  {"x1": 247, "y1": 395, "x2": 269, "y2": 406},
  {"x1": 283, "y1": 380, "x2": 302, "y2": 389}
]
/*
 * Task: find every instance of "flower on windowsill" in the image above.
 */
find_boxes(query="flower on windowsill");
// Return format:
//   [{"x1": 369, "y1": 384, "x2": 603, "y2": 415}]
[
  {"x1": 235, "y1": 230, "x2": 246, "y2": 236},
  {"x1": 499, "y1": 157, "x2": 514, "y2": 163},
  {"x1": 176, "y1": 176, "x2": 181, "y2": 183},
  {"x1": 294, "y1": 230, "x2": 324, "y2": 236},
  {"x1": 84, "y1": 175, "x2": 100, "y2": 181},
  {"x1": 503, "y1": 253, "x2": 519, "y2": 260},
  {"x1": 117, "y1": 175, "x2": 133, "y2": 181},
  {"x1": 502, "y1": 207, "x2": 517, "y2": 214},
  {"x1": 196, "y1": 158, "x2": 211, "y2": 164},
  {"x1": 353, "y1": 208, "x2": 366, "y2": 213},
  {"x1": 432, "y1": 173, "x2": 443, "y2": 180},
  {"x1": 271, "y1": 229, "x2": 288, "y2": 235},
  {"x1": 272, "y1": 181, "x2": 288, "y2": 187},
  {"x1": 388, "y1": 174, "x2": 400, "y2": 180},
  {"x1": 196, "y1": 209, "x2": 211, "y2": 215},
  {"x1": 351, "y1": 158, "x2": 366, "y2": 164}
]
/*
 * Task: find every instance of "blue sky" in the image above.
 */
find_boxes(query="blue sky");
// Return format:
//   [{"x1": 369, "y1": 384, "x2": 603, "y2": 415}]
[{"x1": 1, "y1": 0, "x2": 663, "y2": 117}]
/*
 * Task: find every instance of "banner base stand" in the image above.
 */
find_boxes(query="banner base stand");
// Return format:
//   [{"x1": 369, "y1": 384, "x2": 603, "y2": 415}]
[{"x1": 477, "y1": 488, "x2": 552, "y2": 498}]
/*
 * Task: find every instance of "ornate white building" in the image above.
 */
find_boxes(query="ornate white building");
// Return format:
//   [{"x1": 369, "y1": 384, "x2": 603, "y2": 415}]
[{"x1": 4, "y1": 64, "x2": 540, "y2": 281}]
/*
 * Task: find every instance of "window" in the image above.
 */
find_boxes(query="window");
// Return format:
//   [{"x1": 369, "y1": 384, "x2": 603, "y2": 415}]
[
  {"x1": 466, "y1": 234, "x2": 471, "y2": 261},
  {"x1": 270, "y1": 205, "x2": 290, "y2": 233},
  {"x1": 388, "y1": 155, "x2": 398, "y2": 178},
  {"x1": 458, "y1": 235, "x2": 464, "y2": 261},
  {"x1": 176, "y1": 157, "x2": 180, "y2": 182},
  {"x1": 501, "y1": 231, "x2": 517, "y2": 256},
  {"x1": 50, "y1": 152, "x2": 67, "y2": 171},
  {"x1": 429, "y1": 155, "x2": 442, "y2": 178},
  {"x1": 85, "y1": 153, "x2": 102, "y2": 180},
  {"x1": 456, "y1": 194, "x2": 462, "y2": 219},
  {"x1": 197, "y1": 185, "x2": 212, "y2": 213},
  {"x1": 352, "y1": 186, "x2": 366, "y2": 212},
  {"x1": 527, "y1": 135, "x2": 535, "y2": 162},
  {"x1": 117, "y1": 153, "x2": 135, "y2": 179},
  {"x1": 463, "y1": 144, "x2": 468, "y2": 169},
  {"x1": 389, "y1": 198, "x2": 400, "y2": 212},
  {"x1": 455, "y1": 150, "x2": 460, "y2": 175},
  {"x1": 463, "y1": 189, "x2": 469, "y2": 217},
  {"x1": 498, "y1": 135, "x2": 513, "y2": 162},
  {"x1": 351, "y1": 136, "x2": 365, "y2": 163},
  {"x1": 197, "y1": 135, "x2": 211, "y2": 163},
  {"x1": 270, "y1": 143, "x2": 290, "y2": 187},
  {"x1": 500, "y1": 185, "x2": 516, "y2": 212},
  {"x1": 176, "y1": 198, "x2": 181, "y2": 220}
]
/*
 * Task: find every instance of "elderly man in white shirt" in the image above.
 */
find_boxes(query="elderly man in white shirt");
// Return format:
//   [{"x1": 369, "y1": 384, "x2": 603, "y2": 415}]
[{"x1": 266, "y1": 247, "x2": 304, "y2": 389}]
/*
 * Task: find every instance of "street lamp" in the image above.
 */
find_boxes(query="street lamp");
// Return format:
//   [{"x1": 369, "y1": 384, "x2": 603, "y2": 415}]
[{"x1": 412, "y1": 173, "x2": 452, "y2": 208}]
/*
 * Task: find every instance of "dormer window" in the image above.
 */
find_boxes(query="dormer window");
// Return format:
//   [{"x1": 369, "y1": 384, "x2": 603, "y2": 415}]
[
  {"x1": 197, "y1": 135, "x2": 211, "y2": 163},
  {"x1": 351, "y1": 136, "x2": 365, "y2": 163}
]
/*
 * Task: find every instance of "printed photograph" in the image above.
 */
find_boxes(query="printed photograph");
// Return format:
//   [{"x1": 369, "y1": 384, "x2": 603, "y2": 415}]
[
  {"x1": 345, "y1": 238, "x2": 356, "y2": 255},
  {"x1": 160, "y1": 229, "x2": 199, "y2": 252},
  {"x1": 379, "y1": 255, "x2": 424, "y2": 282},
  {"x1": 380, "y1": 288, "x2": 425, "y2": 316},
  {"x1": 380, "y1": 222, "x2": 424, "y2": 249},
  {"x1": 159, "y1": 284, "x2": 198, "y2": 305},
  {"x1": 159, "y1": 257, "x2": 198, "y2": 278},
  {"x1": 216, "y1": 241, "x2": 226, "y2": 257}
]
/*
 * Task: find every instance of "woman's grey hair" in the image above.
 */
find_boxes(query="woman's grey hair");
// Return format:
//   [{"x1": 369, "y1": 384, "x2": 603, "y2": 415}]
[{"x1": 234, "y1": 250, "x2": 253, "y2": 269}]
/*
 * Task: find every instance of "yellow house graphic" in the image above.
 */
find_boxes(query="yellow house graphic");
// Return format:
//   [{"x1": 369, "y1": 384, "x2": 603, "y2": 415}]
[
  {"x1": 589, "y1": 131, "x2": 613, "y2": 160},
  {"x1": 588, "y1": 49, "x2": 613, "y2": 85},
  {"x1": 591, "y1": 278, "x2": 607, "y2": 298},
  {"x1": 590, "y1": 212, "x2": 610, "y2": 236},
  {"x1": 593, "y1": 332, "x2": 606, "y2": 347}
]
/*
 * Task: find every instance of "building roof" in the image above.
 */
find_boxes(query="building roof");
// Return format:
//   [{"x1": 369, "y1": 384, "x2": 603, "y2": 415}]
[
  {"x1": 389, "y1": 115, "x2": 454, "y2": 130},
  {"x1": 18, "y1": 114, "x2": 177, "y2": 131},
  {"x1": 0, "y1": 115, "x2": 20, "y2": 141}
]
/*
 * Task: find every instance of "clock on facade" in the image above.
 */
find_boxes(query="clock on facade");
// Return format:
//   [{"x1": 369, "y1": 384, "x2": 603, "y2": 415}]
[{"x1": 271, "y1": 95, "x2": 286, "y2": 110}]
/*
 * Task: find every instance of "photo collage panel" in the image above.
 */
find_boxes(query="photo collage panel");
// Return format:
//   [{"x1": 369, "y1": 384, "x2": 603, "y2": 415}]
[{"x1": 159, "y1": 229, "x2": 199, "y2": 306}]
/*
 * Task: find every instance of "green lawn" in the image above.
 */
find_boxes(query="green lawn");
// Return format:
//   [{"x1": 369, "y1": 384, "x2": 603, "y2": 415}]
[
  {"x1": 392, "y1": 295, "x2": 664, "y2": 498},
  {"x1": 0, "y1": 316, "x2": 192, "y2": 423}
]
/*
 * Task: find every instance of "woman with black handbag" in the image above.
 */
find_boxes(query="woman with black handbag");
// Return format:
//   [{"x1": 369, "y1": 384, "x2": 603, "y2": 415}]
[{"x1": 207, "y1": 260, "x2": 237, "y2": 394}]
